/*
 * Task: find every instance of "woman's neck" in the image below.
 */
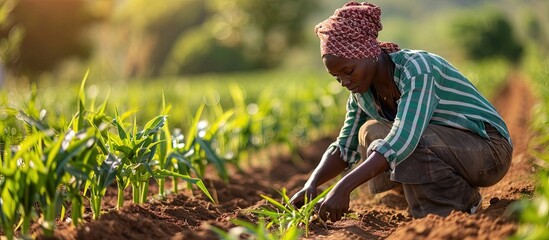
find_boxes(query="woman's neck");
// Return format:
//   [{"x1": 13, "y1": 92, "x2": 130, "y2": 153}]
[{"x1": 373, "y1": 52, "x2": 396, "y2": 97}]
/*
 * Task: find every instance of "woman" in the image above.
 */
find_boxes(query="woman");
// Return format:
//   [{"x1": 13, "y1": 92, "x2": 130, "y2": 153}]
[{"x1": 289, "y1": 1, "x2": 512, "y2": 222}]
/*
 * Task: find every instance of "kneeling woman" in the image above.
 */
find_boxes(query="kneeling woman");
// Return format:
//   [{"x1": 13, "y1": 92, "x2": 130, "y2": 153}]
[{"x1": 289, "y1": 1, "x2": 512, "y2": 221}]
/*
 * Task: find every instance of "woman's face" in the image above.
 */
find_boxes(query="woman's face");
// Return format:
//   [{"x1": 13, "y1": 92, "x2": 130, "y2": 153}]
[{"x1": 322, "y1": 54, "x2": 378, "y2": 94}]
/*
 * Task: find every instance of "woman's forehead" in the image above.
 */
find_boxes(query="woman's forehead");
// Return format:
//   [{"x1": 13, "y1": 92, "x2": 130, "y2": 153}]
[{"x1": 323, "y1": 54, "x2": 357, "y2": 69}]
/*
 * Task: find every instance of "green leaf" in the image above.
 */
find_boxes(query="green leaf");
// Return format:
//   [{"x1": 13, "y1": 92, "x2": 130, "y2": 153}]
[
  {"x1": 167, "y1": 152, "x2": 198, "y2": 175},
  {"x1": 183, "y1": 104, "x2": 204, "y2": 152},
  {"x1": 260, "y1": 194, "x2": 290, "y2": 212},
  {"x1": 17, "y1": 111, "x2": 51, "y2": 132},
  {"x1": 196, "y1": 138, "x2": 227, "y2": 181},
  {"x1": 137, "y1": 115, "x2": 167, "y2": 139},
  {"x1": 112, "y1": 114, "x2": 128, "y2": 141},
  {"x1": 97, "y1": 153, "x2": 120, "y2": 190},
  {"x1": 76, "y1": 69, "x2": 90, "y2": 131},
  {"x1": 204, "y1": 109, "x2": 234, "y2": 140},
  {"x1": 153, "y1": 169, "x2": 214, "y2": 203}
]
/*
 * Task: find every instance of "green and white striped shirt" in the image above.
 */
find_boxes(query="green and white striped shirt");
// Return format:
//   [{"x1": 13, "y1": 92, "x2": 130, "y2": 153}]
[{"x1": 330, "y1": 49, "x2": 512, "y2": 169}]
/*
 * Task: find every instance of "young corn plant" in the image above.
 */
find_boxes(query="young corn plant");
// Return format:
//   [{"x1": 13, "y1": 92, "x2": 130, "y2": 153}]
[
  {"x1": 39, "y1": 128, "x2": 97, "y2": 237},
  {"x1": 168, "y1": 104, "x2": 229, "y2": 184},
  {"x1": 109, "y1": 109, "x2": 214, "y2": 206},
  {"x1": 210, "y1": 218, "x2": 301, "y2": 240},
  {"x1": 153, "y1": 101, "x2": 215, "y2": 202},
  {"x1": 251, "y1": 186, "x2": 334, "y2": 238},
  {"x1": 218, "y1": 84, "x2": 273, "y2": 169},
  {"x1": 109, "y1": 112, "x2": 168, "y2": 205},
  {"x1": 14, "y1": 103, "x2": 100, "y2": 236},
  {"x1": 0, "y1": 135, "x2": 43, "y2": 240},
  {"x1": 155, "y1": 95, "x2": 172, "y2": 197},
  {"x1": 70, "y1": 71, "x2": 116, "y2": 223}
]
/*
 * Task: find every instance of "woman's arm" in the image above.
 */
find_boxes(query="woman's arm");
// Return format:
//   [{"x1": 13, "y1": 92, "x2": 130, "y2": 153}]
[
  {"x1": 304, "y1": 147, "x2": 348, "y2": 188},
  {"x1": 289, "y1": 147, "x2": 348, "y2": 207},
  {"x1": 317, "y1": 151, "x2": 389, "y2": 222}
]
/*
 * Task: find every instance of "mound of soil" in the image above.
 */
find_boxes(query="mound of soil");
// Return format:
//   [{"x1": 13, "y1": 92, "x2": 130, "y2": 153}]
[{"x1": 30, "y1": 75, "x2": 538, "y2": 240}]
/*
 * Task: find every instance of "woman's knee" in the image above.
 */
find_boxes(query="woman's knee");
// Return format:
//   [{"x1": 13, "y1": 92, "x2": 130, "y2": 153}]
[
  {"x1": 359, "y1": 120, "x2": 390, "y2": 146},
  {"x1": 476, "y1": 157, "x2": 512, "y2": 187}
]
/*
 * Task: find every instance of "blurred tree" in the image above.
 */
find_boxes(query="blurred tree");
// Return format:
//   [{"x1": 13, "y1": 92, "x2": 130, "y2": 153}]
[
  {"x1": 116, "y1": 0, "x2": 208, "y2": 77},
  {"x1": 0, "y1": 0, "x2": 22, "y2": 84},
  {"x1": 452, "y1": 9, "x2": 524, "y2": 64},
  {"x1": 0, "y1": 0, "x2": 99, "y2": 78},
  {"x1": 117, "y1": 0, "x2": 317, "y2": 77},
  {"x1": 525, "y1": 11, "x2": 549, "y2": 53}
]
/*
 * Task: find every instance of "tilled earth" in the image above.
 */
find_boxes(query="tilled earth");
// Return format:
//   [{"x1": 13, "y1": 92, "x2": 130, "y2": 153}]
[{"x1": 32, "y1": 75, "x2": 538, "y2": 240}]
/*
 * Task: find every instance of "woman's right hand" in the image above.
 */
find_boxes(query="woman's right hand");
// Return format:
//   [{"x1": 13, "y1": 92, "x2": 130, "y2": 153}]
[{"x1": 289, "y1": 186, "x2": 318, "y2": 209}]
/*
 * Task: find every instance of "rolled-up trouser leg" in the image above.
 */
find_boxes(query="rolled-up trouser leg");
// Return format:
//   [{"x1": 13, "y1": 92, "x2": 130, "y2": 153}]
[{"x1": 358, "y1": 120, "x2": 512, "y2": 218}]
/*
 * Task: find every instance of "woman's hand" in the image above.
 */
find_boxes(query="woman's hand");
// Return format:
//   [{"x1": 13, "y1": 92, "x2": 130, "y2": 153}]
[
  {"x1": 317, "y1": 184, "x2": 351, "y2": 222},
  {"x1": 316, "y1": 151, "x2": 390, "y2": 222},
  {"x1": 289, "y1": 186, "x2": 318, "y2": 209}
]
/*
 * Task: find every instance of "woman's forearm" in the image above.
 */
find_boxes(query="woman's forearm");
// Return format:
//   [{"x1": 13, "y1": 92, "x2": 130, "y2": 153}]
[
  {"x1": 305, "y1": 148, "x2": 348, "y2": 188},
  {"x1": 336, "y1": 151, "x2": 389, "y2": 193}
]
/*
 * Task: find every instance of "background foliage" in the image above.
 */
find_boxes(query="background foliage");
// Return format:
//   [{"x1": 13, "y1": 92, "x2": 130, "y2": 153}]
[{"x1": 0, "y1": 0, "x2": 548, "y2": 81}]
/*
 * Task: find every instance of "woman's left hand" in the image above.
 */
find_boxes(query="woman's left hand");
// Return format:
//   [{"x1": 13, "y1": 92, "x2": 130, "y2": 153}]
[{"x1": 317, "y1": 184, "x2": 351, "y2": 222}]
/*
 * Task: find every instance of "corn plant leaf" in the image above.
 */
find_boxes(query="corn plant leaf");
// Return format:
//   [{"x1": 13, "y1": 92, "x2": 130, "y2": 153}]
[
  {"x1": 196, "y1": 137, "x2": 227, "y2": 181},
  {"x1": 249, "y1": 209, "x2": 281, "y2": 219},
  {"x1": 137, "y1": 115, "x2": 167, "y2": 139},
  {"x1": 146, "y1": 135, "x2": 160, "y2": 163},
  {"x1": 230, "y1": 219, "x2": 259, "y2": 231},
  {"x1": 166, "y1": 152, "x2": 198, "y2": 175},
  {"x1": 184, "y1": 104, "x2": 204, "y2": 151},
  {"x1": 153, "y1": 169, "x2": 214, "y2": 203},
  {"x1": 97, "y1": 89, "x2": 110, "y2": 116},
  {"x1": 76, "y1": 69, "x2": 90, "y2": 131},
  {"x1": 229, "y1": 84, "x2": 246, "y2": 110},
  {"x1": 65, "y1": 161, "x2": 92, "y2": 182},
  {"x1": 282, "y1": 226, "x2": 301, "y2": 240},
  {"x1": 158, "y1": 121, "x2": 170, "y2": 167},
  {"x1": 117, "y1": 108, "x2": 140, "y2": 122},
  {"x1": 260, "y1": 194, "x2": 290, "y2": 212},
  {"x1": 17, "y1": 111, "x2": 51, "y2": 132},
  {"x1": 208, "y1": 225, "x2": 231, "y2": 239},
  {"x1": 94, "y1": 134, "x2": 109, "y2": 155},
  {"x1": 54, "y1": 134, "x2": 95, "y2": 178},
  {"x1": 204, "y1": 109, "x2": 234, "y2": 140},
  {"x1": 113, "y1": 145, "x2": 133, "y2": 157},
  {"x1": 112, "y1": 117, "x2": 127, "y2": 141},
  {"x1": 97, "y1": 153, "x2": 120, "y2": 190}
]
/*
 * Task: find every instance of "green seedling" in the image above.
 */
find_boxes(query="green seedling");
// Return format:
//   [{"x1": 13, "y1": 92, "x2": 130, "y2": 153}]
[
  {"x1": 252, "y1": 185, "x2": 334, "y2": 237},
  {"x1": 210, "y1": 218, "x2": 301, "y2": 240}
]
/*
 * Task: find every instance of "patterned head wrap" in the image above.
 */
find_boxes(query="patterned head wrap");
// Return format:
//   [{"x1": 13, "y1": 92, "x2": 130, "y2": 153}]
[{"x1": 315, "y1": 1, "x2": 400, "y2": 59}]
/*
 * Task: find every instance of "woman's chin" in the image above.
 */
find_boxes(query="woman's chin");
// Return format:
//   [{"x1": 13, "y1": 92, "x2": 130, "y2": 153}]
[{"x1": 351, "y1": 88, "x2": 365, "y2": 94}]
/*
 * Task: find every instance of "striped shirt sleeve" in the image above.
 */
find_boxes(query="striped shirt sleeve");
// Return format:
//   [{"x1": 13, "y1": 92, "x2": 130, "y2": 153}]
[
  {"x1": 368, "y1": 72, "x2": 440, "y2": 168},
  {"x1": 328, "y1": 94, "x2": 370, "y2": 168}
]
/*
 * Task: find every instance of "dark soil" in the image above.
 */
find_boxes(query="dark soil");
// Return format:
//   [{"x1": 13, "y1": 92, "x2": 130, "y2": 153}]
[{"x1": 30, "y1": 75, "x2": 538, "y2": 240}]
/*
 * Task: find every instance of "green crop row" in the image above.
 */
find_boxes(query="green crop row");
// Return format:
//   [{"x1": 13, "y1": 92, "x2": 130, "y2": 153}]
[
  {"x1": 0, "y1": 61, "x2": 517, "y2": 238},
  {"x1": 0, "y1": 74, "x2": 222, "y2": 239},
  {"x1": 0, "y1": 70, "x2": 349, "y2": 239},
  {"x1": 511, "y1": 53, "x2": 549, "y2": 240}
]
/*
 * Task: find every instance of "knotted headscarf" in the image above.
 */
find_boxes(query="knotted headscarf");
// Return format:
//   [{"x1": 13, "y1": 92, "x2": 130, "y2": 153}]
[{"x1": 315, "y1": 1, "x2": 400, "y2": 59}]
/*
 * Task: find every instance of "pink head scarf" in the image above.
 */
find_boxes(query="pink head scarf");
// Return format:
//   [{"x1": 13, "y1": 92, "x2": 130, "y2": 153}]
[{"x1": 315, "y1": 1, "x2": 400, "y2": 59}]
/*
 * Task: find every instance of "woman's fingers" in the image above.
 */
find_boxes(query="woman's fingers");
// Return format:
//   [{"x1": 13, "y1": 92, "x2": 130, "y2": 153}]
[
  {"x1": 289, "y1": 194, "x2": 304, "y2": 208},
  {"x1": 318, "y1": 201, "x2": 345, "y2": 222}
]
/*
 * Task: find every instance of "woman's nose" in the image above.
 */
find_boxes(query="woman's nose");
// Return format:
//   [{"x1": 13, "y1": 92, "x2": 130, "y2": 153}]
[{"x1": 340, "y1": 79, "x2": 350, "y2": 86}]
